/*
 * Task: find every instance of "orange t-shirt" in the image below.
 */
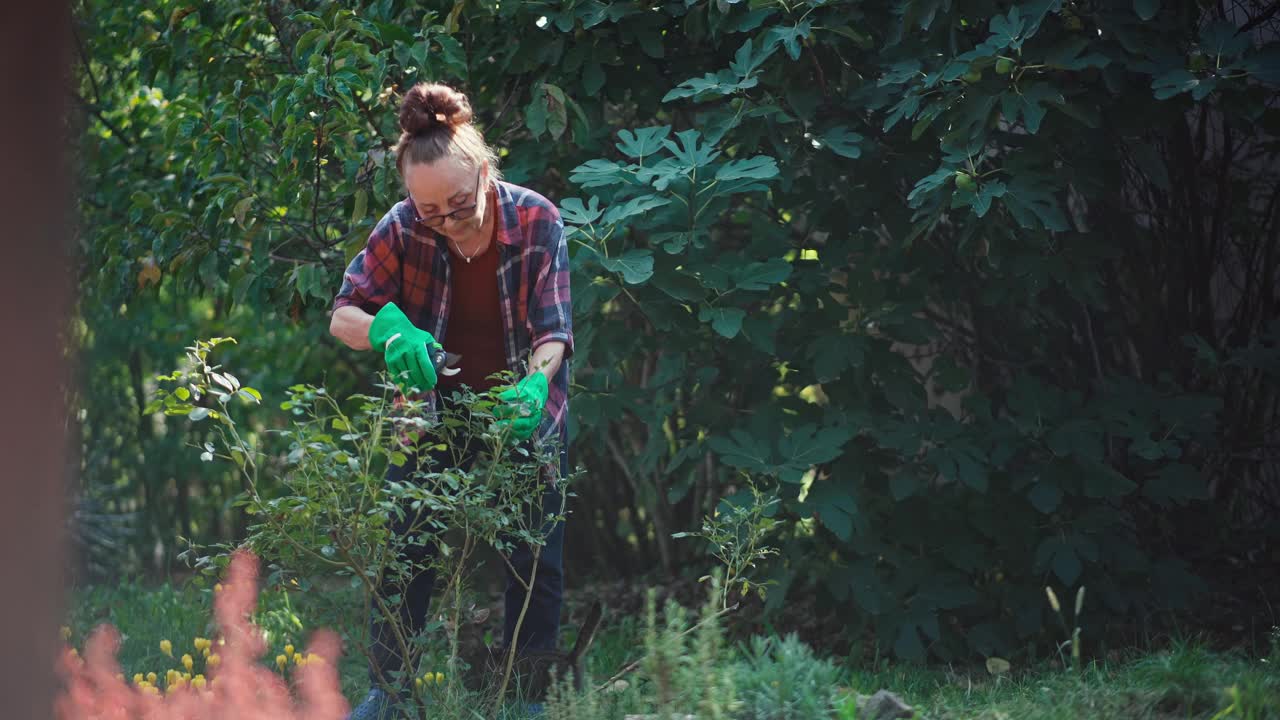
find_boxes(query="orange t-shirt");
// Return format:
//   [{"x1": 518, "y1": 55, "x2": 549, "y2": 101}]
[{"x1": 437, "y1": 224, "x2": 507, "y2": 395}]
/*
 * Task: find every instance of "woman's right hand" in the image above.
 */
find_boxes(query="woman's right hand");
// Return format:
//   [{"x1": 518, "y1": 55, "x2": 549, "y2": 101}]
[{"x1": 367, "y1": 302, "x2": 439, "y2": 393}]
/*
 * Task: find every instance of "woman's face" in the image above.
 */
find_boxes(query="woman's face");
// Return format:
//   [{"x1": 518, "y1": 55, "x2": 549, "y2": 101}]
[{"x1": 403, "y1": 157, "x2": 488, "y2": 240}]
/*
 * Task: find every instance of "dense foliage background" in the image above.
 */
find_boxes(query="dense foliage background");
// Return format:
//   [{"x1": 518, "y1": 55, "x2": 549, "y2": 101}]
[{"x1": 72, "y1": 0, "x2": 1279, "y2": 663}]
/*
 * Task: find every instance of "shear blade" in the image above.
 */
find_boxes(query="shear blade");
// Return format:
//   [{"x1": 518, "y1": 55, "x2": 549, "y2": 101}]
[{"x1": 439, "y1": 351, "x2": 463, "y2": 376}]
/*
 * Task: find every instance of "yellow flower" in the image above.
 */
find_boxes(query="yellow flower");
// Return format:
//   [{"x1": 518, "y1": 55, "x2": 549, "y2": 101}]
[
  {"x1": 284, "y1": 644, "x2": 295, "y2": 659},
  {"x1": 194, "y1": 637, "x2": 210, "y2": 652},
  {"x1": 434, "y1": 671, "x2": 444, "y2": 684},
  {"x1": 293, "y1": 652, "x2": 304, "y2": 665},
  {"x1": 192, "y1": 675, "x2": 207, "y2": 690},
  {"x1": 202, "y1": 647, "x2": 210, "y2": 658},
  {"x1": 133, "y1": 673, "x2": 145, "y2": 685},
  {"x1": 207, "y1": 653, "x2": 221, "y2": 668},
  {"x1": 214, "y1": 583, "x2": 223, "y2": 593},
  {"x1": 306, "y1": 653, "x2": 322, "y2": 665},
  {"x1": 147, "y1": 672, "x2": 157, "y2": 685},
  {"x1": 166, "y1": 669, "x2": 178, "y2": 686},
  {"x1": 414, "y1": 677, "x2": 423, "y2": 689},
  {"x1": 60, "y1": 626, "x2": 72, "y2": 641},
  {"x1": 182, "y1": 654, "x2": 194, "y2": 672},
  {"x1": 276, "y1": 654, "x2": 287, "y2": 671},
  {"x1": 160, "y1": 639, "x2": 173, "y2": 657},
  {"x1": 143, "y1": 685, "x2": 160, "y2": 696}
]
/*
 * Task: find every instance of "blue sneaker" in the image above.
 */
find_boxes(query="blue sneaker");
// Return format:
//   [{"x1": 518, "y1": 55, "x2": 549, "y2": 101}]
[{"x1": 347, "y1": 688, "x2": 397, "y2": 720}]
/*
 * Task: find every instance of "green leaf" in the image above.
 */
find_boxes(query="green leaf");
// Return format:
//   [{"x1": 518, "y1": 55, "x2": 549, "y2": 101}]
[
  {"x1": 1199, "y1": 20, "x2": 1251, "y2": 59},
  {"x1": 1042, "y1": 37, "x2": 1111, "y2": 70},
  {"x1": 715, "y1": 155, "x2": 779, "y2": 181},
  {"x1": 1133, "y1": 0, "x2": 1160, "y2": 21},
  {"x1": 1000, "y1": 83, "x2": 1063, "y2": 134},
  {"x1": 729, "y1": 37, "x2": 776, "y2": 77},
  {"x1": 560, "y1": 197, "x2": 603, "y2": 226},
  {"x1": 663, "y1": 129, "x2": 720, "y2": 169},
  {"x1": 1027, "y1": 481, "x2": 1062, "y2": 514},
  {"x1": 988, "y1": 6, "x2": 1028, "y2": 51},
  {"x1": 894, "y1": 624, "x2": 926, "y2": 662},
  {"x1": 546, "y1": 84, "x2": 570, "y2": 140},
  {"x1": 650, "y1": 269, "x2": 706, "y2": 302},
  {"x1": 598, "y1": 249, "x2": 655, "y2": 284},
  {"x1": 1152, "y1": 69, "x2": 1200, "y2": 100},
  {"x1": 1053, "y1": 546, "x2": 1081, "y2": 586},
  {"x1": 1002, "y1": 179, "x2": 1070, "y2": 232},
  {"x1": 708, "y1": 428, "x2": 772, "y2": 471},
  {"x1": 615, "y1": 126, "x2": 672, "y2": 159},
  {"x1": 733, "y1": 258, "x2": 791, "y2": 291},
  {"x1": 817, "y1": 126, "x2": 863, "y2": 158},
  {"x1": 351, "y1": 189, "x2": 367, "y2": 224},
  {"x1": 889, "y1": 472, "x2": 922, "y2": 500},
  {"x1": 1243, "y1": 44, "x2": 1280, "y2": 86},
  {"x1": 765, "y1": 19, "x2": 812, "y2": 61},
  {"x1": 1080, "y1": 461, "x2": 1137, "y2": 499},
  {"x1": 295, "y1": 29, "x2": 330, "y2": 60},
  {"x1": 808, "y1": 334, "x2": 865, "y2": 382},
  {"x1": 698, "y1": 306, "x2": 746, "y2": 338},
  {"x1": 662, "y1": 70, "x2": 756, "y2": 102},
  {"x1": 602, "y1": 194, "x2": 672, "y2": 225},
  {"x1": 582, "y1": 62, "x2": 605, "y2": 95},
  {"x1": 637, "y1": 157, "x2": 693, "y2": 191},
  {"x1": 777, "y1": 424, "x2": 855, "y2": 482},
  {"x1": 569, "y1": 159, "x2": 629, "y2": 188},
  {"x1": 233, "y1": 196, "x2": 254, "y2": 228},
  {"x1": 968, "y1": 180, "x2": 1007, "y2": 217}
]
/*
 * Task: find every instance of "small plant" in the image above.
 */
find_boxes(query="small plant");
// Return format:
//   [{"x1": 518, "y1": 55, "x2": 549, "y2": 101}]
[
  {"x1": 150, "y1": 338, "x2": 572, "y2": 718},
  {"x1": 672, "y1": 478, "x2": 781, "y2": 611},
  {"x1": 1045, "y1": 584, "x2": 1086, "y2": 673},
  {"x1": 732, "y1": 633, "x2": 842, "y2": 720},
  {"x1": 636, "y1": 572, "x2": 738, "y2": 720}
]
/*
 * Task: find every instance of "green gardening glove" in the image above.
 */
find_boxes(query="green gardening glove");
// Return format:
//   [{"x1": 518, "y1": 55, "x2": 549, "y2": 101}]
[
  {"x1": 368, "y1": 302, "x2": 439, "y2": 393},
  {"x1": 493, "y1": 372, "x2": 549, "y2": 441}
]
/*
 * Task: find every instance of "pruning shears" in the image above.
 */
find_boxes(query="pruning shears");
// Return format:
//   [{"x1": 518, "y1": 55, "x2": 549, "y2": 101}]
[{"x1": 432, "y1": 347, "x2": 463, "y2": 377}]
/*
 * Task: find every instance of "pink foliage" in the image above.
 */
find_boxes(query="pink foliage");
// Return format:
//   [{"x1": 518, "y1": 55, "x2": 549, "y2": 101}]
[{"x1": 54, "y1": 550, "x2": 350, "y2": 720}]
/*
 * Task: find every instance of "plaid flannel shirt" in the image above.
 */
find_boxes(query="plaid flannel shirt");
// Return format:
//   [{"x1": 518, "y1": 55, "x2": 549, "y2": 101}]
[{"x1": 333, "y1": 180, "x2": 573, "y2": 452}]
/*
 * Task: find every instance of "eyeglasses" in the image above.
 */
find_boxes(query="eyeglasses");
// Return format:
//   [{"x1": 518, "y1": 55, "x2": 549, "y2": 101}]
[{"x1": 412, "y1": 169, "x2": 483, "y2": 228}]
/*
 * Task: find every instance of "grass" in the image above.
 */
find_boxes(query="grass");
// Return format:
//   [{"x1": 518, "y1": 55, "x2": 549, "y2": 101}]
[
  {"x1": 846, "y1": 643, "x2": 1278, "y2": 719},
  {"x1": 62, "y1": 579, "x2": 1279, "y2": 719}
]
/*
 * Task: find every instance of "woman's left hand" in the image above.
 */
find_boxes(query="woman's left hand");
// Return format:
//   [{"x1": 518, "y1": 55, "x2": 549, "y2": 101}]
[{"x1": 493, "y1": 372, "x2": 549, "y2": 441}]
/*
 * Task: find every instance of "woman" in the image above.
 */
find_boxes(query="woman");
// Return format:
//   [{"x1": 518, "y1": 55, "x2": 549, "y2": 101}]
[{"x1": 329, "y1": 82, "x2": 572, "y2": 719}]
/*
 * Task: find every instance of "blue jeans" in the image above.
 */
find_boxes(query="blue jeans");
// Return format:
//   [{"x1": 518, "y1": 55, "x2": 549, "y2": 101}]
[{"x1": 367, "y1": 437, "x2": 567, "y2": 687}]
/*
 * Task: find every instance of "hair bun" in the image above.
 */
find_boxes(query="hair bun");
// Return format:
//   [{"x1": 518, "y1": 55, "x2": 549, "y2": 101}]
[{"x1": 399, "y1": 83, "x2": 473, "y2": 136}]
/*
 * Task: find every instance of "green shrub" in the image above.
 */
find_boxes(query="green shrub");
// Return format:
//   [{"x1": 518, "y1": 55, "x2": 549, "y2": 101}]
[{"x1": 731, "y1": 633, "x2": 841, "y2": 720}]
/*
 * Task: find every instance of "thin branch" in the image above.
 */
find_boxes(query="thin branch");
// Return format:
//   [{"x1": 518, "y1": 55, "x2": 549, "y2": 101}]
[{"x1": 1238, "y1": 1, "x2": 1280, "y2": 33}]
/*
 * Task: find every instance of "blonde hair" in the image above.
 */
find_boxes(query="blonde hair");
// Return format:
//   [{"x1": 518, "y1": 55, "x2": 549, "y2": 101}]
[{"x1": 393, "y1": 82, "x2": 501, "y2": 180}]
